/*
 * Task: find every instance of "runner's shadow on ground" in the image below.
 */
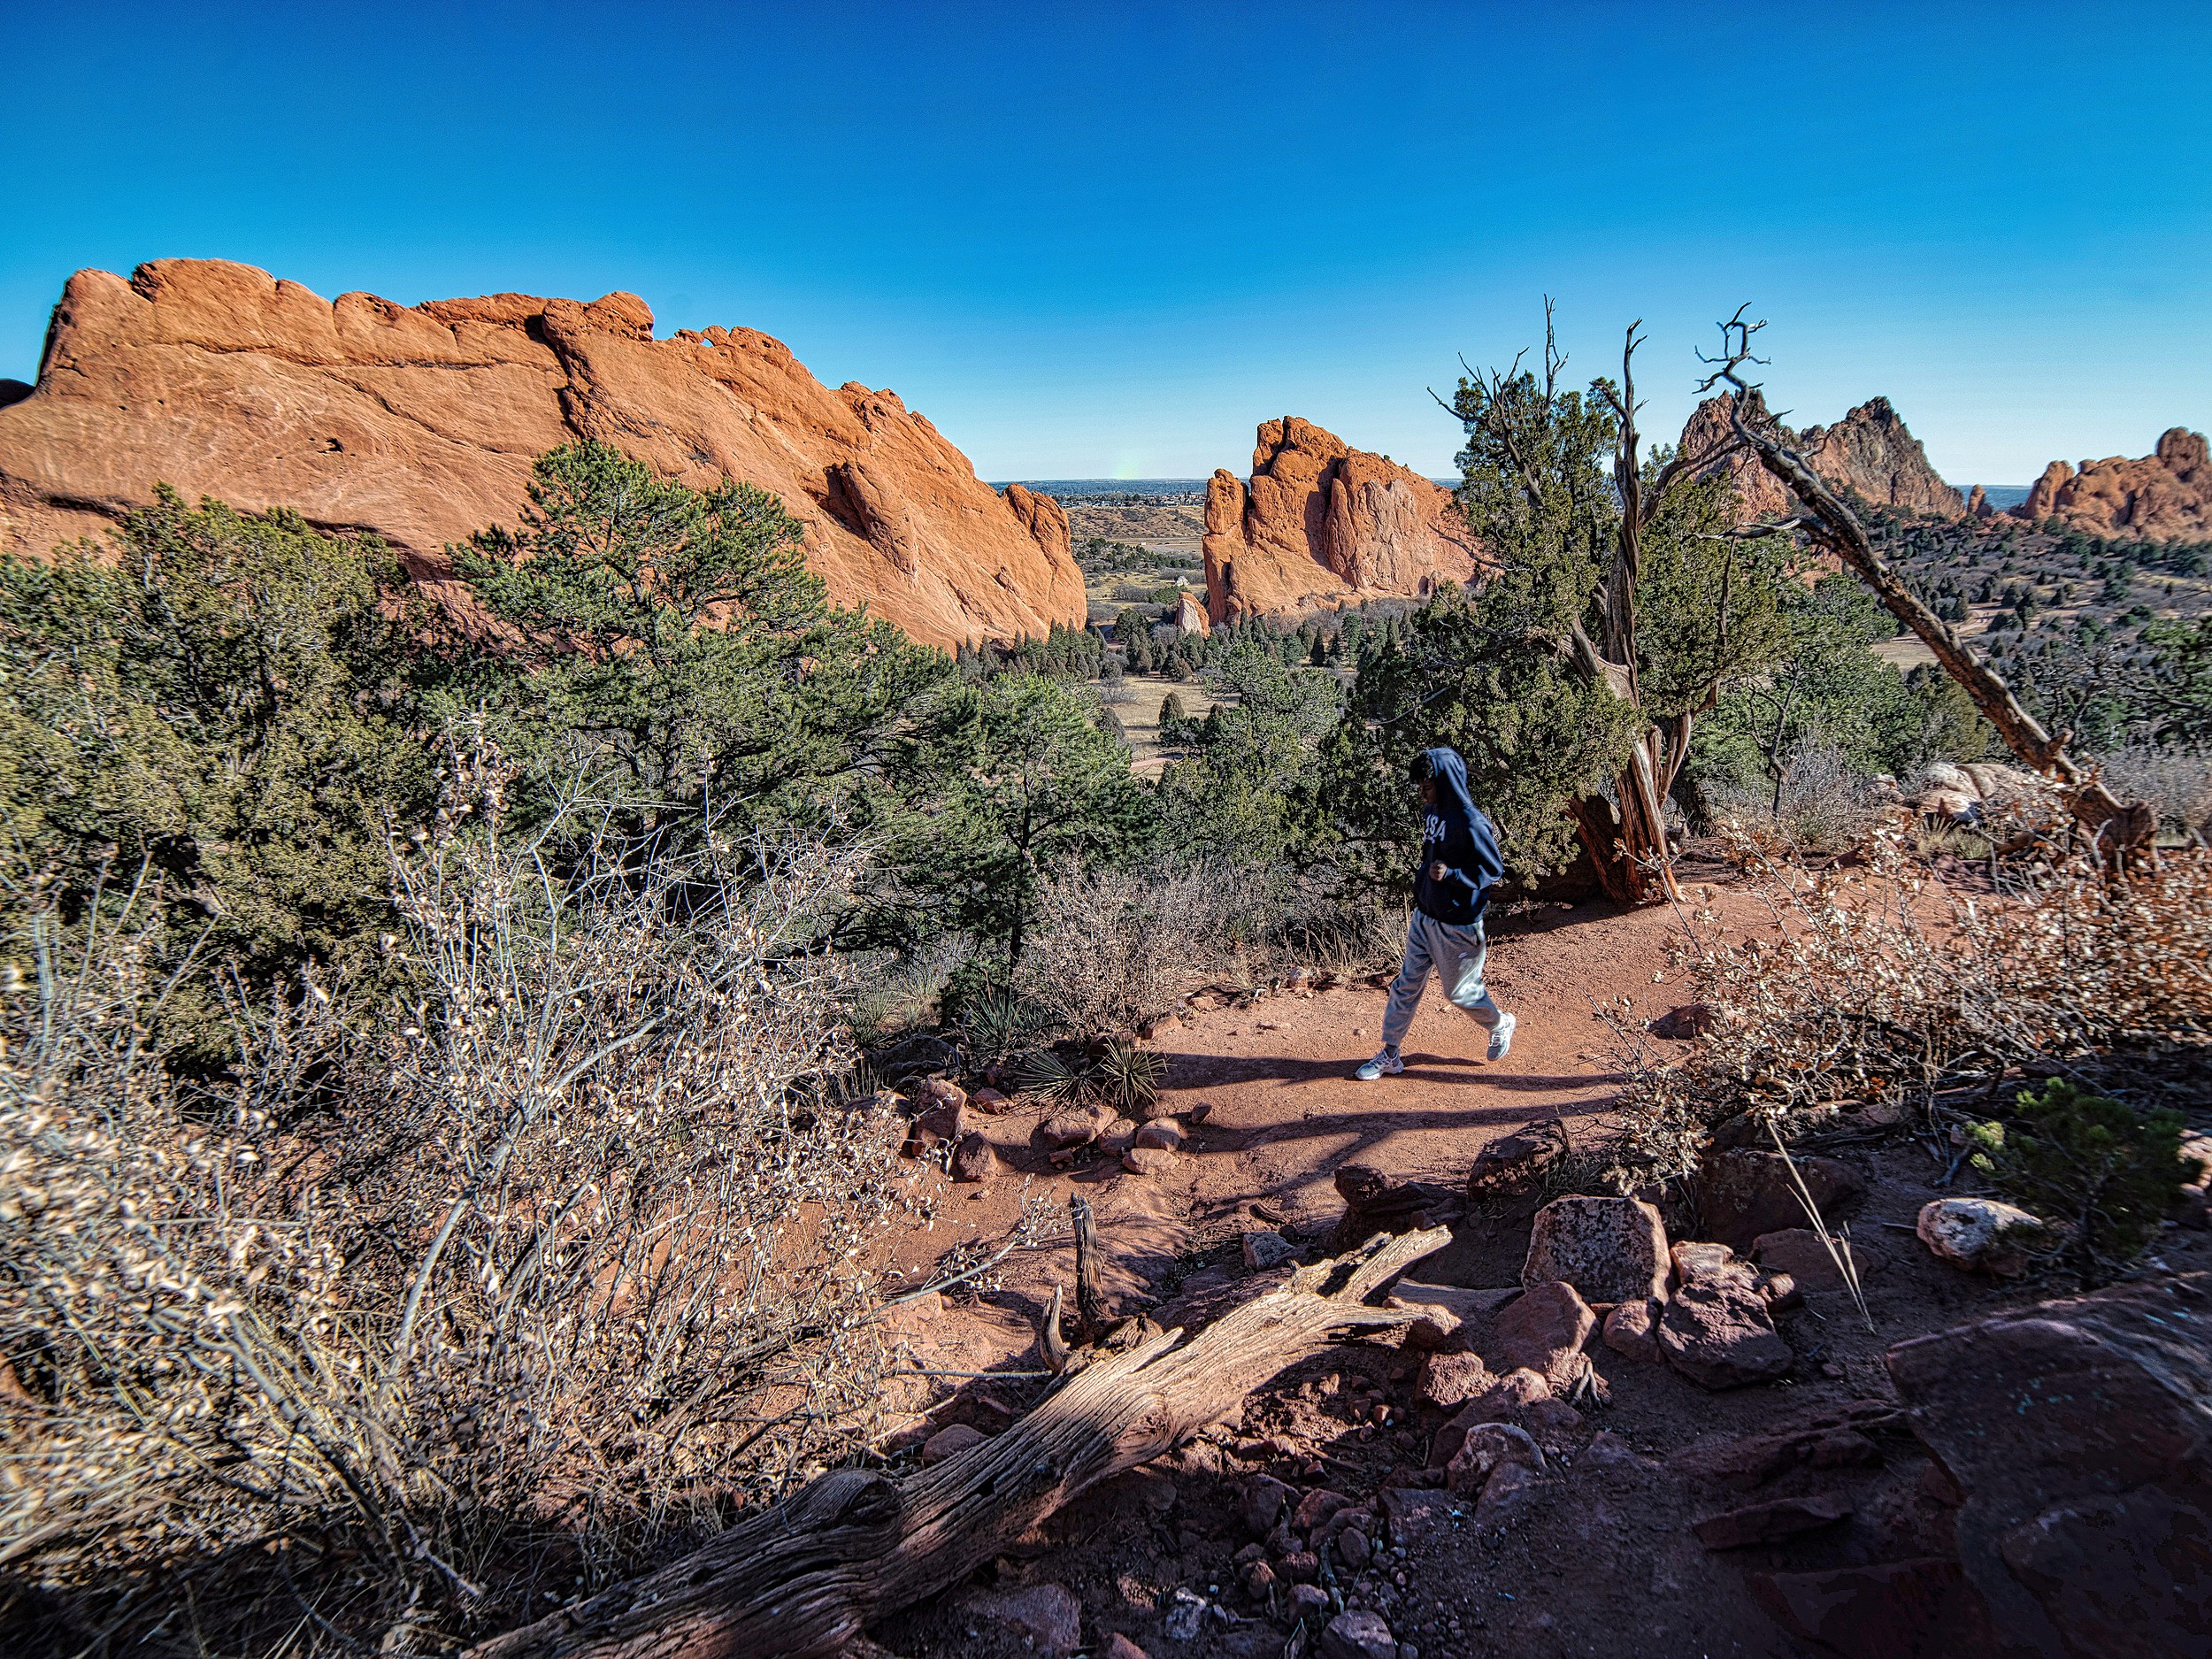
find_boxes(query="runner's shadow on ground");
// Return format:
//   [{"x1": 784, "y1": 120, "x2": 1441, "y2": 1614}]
[
  {"x1": 1158, "y1": 1049, "x2": 1625, "y2": 1095},
  {"x1": 1406, "y1": 1058, "x2": 1630, "y2": 1089}
]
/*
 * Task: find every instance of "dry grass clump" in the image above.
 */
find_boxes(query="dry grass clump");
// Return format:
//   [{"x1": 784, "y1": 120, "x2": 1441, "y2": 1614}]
[
  {"x1": 2, "y1": 757, "x2": 904, "y2": 1652},
  {"x1": 1013, "y1": 859, "x2": 1403, "y2": 1042},
  {"x1": 1703, "y1": 736, "x2": 1887, "y2": 856},
  {"x1": 1603, "y1": 788, "x2": 2212, "y2": 1187},
  {"x1": 1014, "y1": 859, "x2": 1277, "y2": 1037}
]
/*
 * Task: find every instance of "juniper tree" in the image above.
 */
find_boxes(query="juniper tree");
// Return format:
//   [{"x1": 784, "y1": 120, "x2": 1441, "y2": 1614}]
[
  {"x1": 0, "y1": 490, "x2": 431, "y2": 1063},
  {"x1": 449, "y1": 441, "x2": 948, "y2": 850},
  {"x1": 890, "y1": 672, "x2": 1152, "y2": 971},
  {"x1": 1426, "y1": 308, "x2": 1787, "y2": 902},
  {"x1": 1157, "y1": 641, "x2": 1341, "y2": 864}
]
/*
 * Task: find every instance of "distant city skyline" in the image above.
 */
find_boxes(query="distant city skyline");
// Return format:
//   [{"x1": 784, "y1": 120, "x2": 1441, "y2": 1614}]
[{"x1": 3, "y1": 2, "x2": 2205, "y2": 487}]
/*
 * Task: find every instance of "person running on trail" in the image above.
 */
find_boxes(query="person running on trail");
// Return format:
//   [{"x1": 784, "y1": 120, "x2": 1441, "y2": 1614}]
[{"x1": 1356, "y1": 746, "x2": 1515, "y2": 1079}]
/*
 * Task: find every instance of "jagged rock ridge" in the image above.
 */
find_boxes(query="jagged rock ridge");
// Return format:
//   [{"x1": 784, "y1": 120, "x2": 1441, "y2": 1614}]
[
  {"x1": 0, "y1": 260, "x2": 1084, "y2": 649},
  {"x1": 1680, "y1": 391, "x2": 1963, "y2": 522},
  {"x1": 2014, "y1": 427, "x2": 2211, "y2": 541},
  {"x1": 1202, "y1": 417, "x2": 1486, "y2": 624}
]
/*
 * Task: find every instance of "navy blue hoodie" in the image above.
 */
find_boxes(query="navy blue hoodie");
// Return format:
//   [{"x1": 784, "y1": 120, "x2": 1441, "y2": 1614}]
[{"x1": 1412, "y1": 747, "x2": 1503, "y2": 925}]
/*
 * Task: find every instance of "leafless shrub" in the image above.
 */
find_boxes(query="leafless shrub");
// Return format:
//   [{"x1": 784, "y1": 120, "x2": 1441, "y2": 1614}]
[
  {"x1": 1013, "y1": 858, "x2": 1405, "y2": 1043},
  {"x1": 1601, "y1": 789, "x2": 2212, "y2": 1190},
  {"x1": 2094, "y1": 744, "x2": 2212, "y2": 841},
  {"x1": 1279, "y1": 874, "x2": 1411, "y2": 975},
  {"x1": 2, "y1": 746, "x2": 904, "y2": 1651},
  {"x1": 1014, "y1": 859, "x2": 1266, "y2": 1036},
  {"x1": 1707, "y1": 737, "x2": 1886, "y2": 855}
]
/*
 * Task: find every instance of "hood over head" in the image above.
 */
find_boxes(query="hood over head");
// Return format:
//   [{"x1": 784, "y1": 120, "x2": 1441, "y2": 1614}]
[{"x1": 1417, "y1": 745, "x2": 1480, "y2": 829}]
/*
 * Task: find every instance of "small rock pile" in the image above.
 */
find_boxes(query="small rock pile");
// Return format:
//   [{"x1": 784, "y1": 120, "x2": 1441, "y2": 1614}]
[{"x1": 1411, "y1": 1192, "x2": 1809, "y2": 1398}]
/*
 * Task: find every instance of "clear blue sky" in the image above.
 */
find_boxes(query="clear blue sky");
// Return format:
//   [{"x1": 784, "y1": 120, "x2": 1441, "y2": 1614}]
[{"x1": 4, "y1": 2, "x2": 2207, "y2": 484}]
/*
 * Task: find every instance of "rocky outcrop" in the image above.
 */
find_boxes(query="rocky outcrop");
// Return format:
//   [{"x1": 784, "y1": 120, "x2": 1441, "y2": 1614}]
[
  {"x1": 1682, "y1": 391, "x2": 1963, "y2": 523},
  {"x1": 2011, "y1": 427, "x2": 2212, "y2": 541},
  {"x1": 1801, "y1": 397, "x2": 1964, "y2": 517},
  {"x1": 0, "y1": 260, "x2": 1084, "y2": 649},
  {"x1": 1202, "y1": 417, "x2": 1486, "y2": 624},
  {"x1": 1886, "y1": 1273, "x2": 2212, "y2": 1657}
]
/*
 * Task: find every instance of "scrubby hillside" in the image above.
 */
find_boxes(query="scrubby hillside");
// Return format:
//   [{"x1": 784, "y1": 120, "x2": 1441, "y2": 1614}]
[{"x1": 8, "y1": 313, "x2": 2212, "y2": 1659}]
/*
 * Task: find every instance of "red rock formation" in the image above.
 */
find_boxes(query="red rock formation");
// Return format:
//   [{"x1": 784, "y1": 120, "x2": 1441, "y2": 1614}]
[
  {"x1": 1202, "y1": 417, "x2": 1486, "y2": 624},
  {"x1": 0, "y1": 260, "x2": 1083, "y2": 649},
  {"x1": 1680, "y1": 392, "x2": 1962, "y2": 522},
  {"x1": 1678, "y1": 392, "x2": 1797, "y2": 523},
  {"x1": 2011, "y1": 428, "x2": 2211, "y2": 541},
  {"x1": 1800, "y1": 397, "x2": 1963, "y2": 517}
]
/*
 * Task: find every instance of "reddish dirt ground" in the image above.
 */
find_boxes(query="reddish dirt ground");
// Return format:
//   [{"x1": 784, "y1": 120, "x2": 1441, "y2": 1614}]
[
  {"x1": 877, "y1": 891, "x2": 1743, "y2": 1302},
  {"x1": 859, "y1": 889, "x2": 2212, "y2": 1659}
]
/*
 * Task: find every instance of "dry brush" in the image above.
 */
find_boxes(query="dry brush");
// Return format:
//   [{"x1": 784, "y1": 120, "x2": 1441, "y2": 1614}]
[{"x1": 2, "y1": 757, "x2": 912, "y2": 1650}]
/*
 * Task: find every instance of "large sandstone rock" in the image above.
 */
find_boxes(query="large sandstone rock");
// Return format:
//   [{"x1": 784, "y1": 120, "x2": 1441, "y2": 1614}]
[
  {"x1": 1886, "y1": 1274, "x2": 2212, "y2": 1659},
  {"x1": 1443, "y1": 1421, "x2": 1547, "y2": 1495},
  {"x1": 1692, "y1": 1492, "x2": 1852, "y2": 1550},
  {"x1": 0, "y1": 260, "x2": 1086, "y2": 650},
  {"x1": 1658, "y1": 1243, "x2": 1793, "y2": 1389},
  {"x1": 1916, "y1": 1196, "x2": 2047, "y2": 1278},
  {"x1": 1749, "y1": 1558, "x2": 1993, "y2": 1659},
  {"x1": 2013, "y1": 427, "x2": 2211, "y2": 541},
  {"x1": 1415, "y1": 1351, "x2": 1495, "y2": 1411},
  {"x1": 1753, "y1": 1226, "x2": 1891, "y2": 1290},
  {"x1": 1681, "y1": 390, "x2": 1963, "y2": 524},
  {"x1": 1601, "y1": 1297, "x2": 1663, "y2": 1363},
  {"x1": 1317, "y1": 1609, "x2": 1396, "y2": 1659},
  {"x1": 1490, "y1": 1279, "x2": 1596, "y2": 1389},
  {"x1": 1522, "y1": 1195, "x2": 1670, "y2": 1304},
  {"x1": 1800, "y1": 396, "x2": 1966, "y2": 517},
  {"x1": 1202, "y1": 417, "x2": 1486, "y2": 623},
  {"x1": 1694, "y1": 1147, "x2": 1864, "y2": 1250}
]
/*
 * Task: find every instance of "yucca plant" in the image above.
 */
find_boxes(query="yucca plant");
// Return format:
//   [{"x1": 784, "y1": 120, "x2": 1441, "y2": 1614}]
[
  {"x1": 1010, "y1": 1039, "x2": 1164, "y2": 1118},
  {"x1": 960, "y1": 987, "x2": 1049, "y2": 1066},
  {"x1": 1094, "y1": 1037, "x2": 1166, "y2": 1118},
  {"x1": 1012, "y1": 1046, "x2": 1088, "y2": 1104}
]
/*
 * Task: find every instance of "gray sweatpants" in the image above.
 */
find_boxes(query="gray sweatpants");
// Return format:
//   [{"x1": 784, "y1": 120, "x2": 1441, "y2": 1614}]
[{"x1": 1382, "y1": 910, "x2": 1502, "y2": 1049}]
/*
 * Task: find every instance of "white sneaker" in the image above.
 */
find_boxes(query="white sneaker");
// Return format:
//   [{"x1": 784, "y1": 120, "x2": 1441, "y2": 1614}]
[
  {"x1": 1355, "y1": 1048, "x2": 1404, "y2": 1081},
  {"x1": 1486, "y1": 1013, "x2": 1517, "y2": 1062}
]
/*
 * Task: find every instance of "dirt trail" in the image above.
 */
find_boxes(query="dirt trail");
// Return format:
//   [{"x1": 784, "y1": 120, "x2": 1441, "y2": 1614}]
[
  {"x1": 864, "y1": 884, "x2": 2212, "y2": 1659},
  {"x1": 1151, "y1": 894, "x2": 1728, "y2": 1233},
  {"x1": 874, "y1": 894, "x2": 1752, "y2": 1413}
]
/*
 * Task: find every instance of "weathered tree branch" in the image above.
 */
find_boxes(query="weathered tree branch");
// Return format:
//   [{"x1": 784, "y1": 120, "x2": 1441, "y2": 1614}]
[
  {"x1": 465, "y1": 1226, "x2": 1451, "y2": 1659},
  {"x1": 1071, "y1": 1196, "x2": 1108, "y2": 1340},
  {"x1": 1696, "y1": 311, "x2": 2153, "y2": 856}
]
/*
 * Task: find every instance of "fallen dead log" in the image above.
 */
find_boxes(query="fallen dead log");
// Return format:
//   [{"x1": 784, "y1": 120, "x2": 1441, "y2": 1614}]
[
  {"x1": 1071, "y1": 1194, "x2": 1109, "y2": 1340},
  {"x1": 467, "y1": 1225, "x2": 1451, "y2": 1659}
]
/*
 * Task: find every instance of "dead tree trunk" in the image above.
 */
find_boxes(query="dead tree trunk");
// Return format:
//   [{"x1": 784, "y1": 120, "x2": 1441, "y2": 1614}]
[
  {"x1": 1590, "y1": 332, "x2": 1682, "y2": 908},
  {"x1": 1577, "y1": 321, "x2": 1748, "y2": 904},
  {"x1": 1070, "y1": 1195, "x2": 1109, "y2": 1340},
  {"x1": 1715, "y1": 387, "x2": 2154, "y2": 855},
  {"x1": 466, "y1": 1226, "x2": 1451, "y2": 1659}
]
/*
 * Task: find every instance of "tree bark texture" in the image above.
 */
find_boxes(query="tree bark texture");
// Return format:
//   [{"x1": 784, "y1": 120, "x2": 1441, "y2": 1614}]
[
  {"x1": 465, "y1": 1225, "x2": 1451, "y2": 1659},
  {"x1": 1576, "y1": 324, "x2": 1727, "y2": 908},
  {"x1": 1071, "y1": 1195, "x2": 1109, "y2": 1340}
]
